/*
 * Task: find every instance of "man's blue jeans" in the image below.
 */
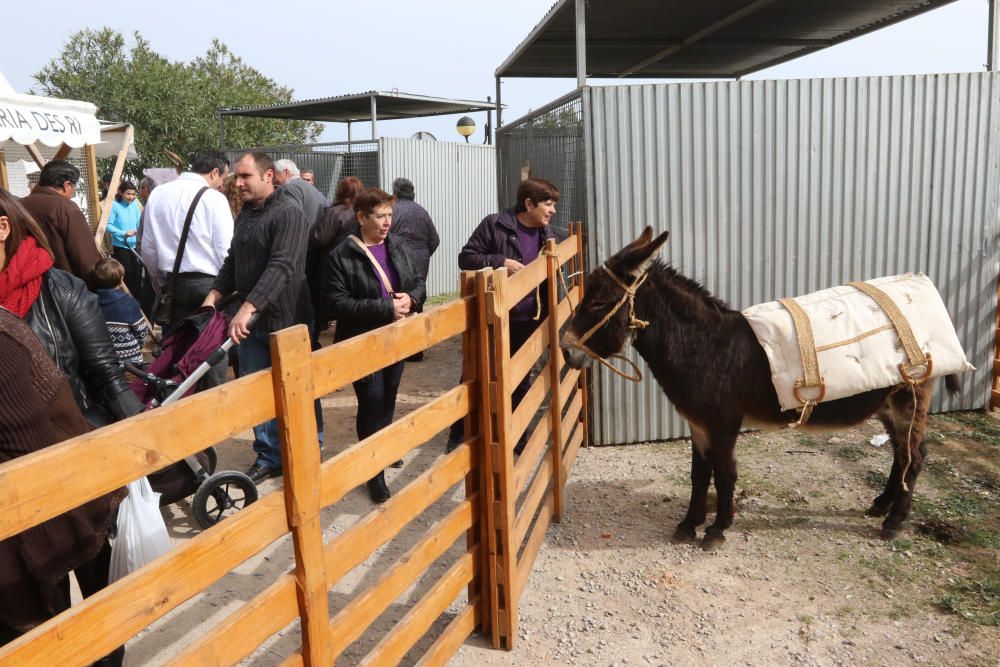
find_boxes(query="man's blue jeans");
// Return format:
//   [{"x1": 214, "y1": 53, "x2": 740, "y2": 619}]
[{"x1": 238, "y1": 328, "x2": 324, "y2": 469}]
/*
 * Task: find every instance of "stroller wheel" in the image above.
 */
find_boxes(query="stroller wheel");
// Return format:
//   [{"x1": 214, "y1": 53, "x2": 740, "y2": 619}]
[{"x1": 192, "y1": 471, "x2": 258, "y2": 529}]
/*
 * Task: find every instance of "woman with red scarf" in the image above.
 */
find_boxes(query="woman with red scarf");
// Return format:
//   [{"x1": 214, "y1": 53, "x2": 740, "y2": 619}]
[{"x1": 0, "y1": 188, "x2": 142, "y2": 423}]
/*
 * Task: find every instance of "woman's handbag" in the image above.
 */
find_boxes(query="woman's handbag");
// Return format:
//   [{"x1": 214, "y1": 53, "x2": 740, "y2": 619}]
[{"x1": 109, "y1": 476, "x2": 173, "y2": 581}]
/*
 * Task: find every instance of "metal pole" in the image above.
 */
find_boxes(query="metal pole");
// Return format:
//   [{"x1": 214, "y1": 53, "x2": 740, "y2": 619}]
[
  {"x1": 347, "y1": 121, "x2": 352, "y2": 154},
  {"x1": 495, "y1": 76, "x2": 503, "y2": 210},
  {"x1": 989, "y1": 0, "x2": 999, "y2": 71},
  {"x1": 575, "y1": 0, "x2": 587, "y2": 88},
  {"x1": 370, "y1": 95, "x2": 378, "y2": 140},
  {"x1": 218, "y1": 113, "x2": 226, "y2": 149}
]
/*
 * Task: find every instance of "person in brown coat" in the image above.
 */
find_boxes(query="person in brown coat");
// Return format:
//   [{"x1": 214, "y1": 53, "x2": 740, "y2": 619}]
[
  {"x1": 0, "y1": 306, "x2": 126, "y2": 666},
  {"x1": 19, "y1": 160, "x2": 102, "y2": 289}
]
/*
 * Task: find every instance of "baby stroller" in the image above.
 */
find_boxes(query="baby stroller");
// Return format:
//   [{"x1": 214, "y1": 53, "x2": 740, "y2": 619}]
[{"x1": 127, "y1": 306, "x2": 258, "y2": 529}]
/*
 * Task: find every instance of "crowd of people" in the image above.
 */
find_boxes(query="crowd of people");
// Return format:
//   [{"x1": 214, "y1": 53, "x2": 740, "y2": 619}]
[{"x1": 0, "y1": 148, "x2": 560, "y2": 659}]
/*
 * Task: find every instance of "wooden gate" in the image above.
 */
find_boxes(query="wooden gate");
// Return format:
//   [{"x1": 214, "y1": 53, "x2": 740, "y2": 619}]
[{"x1": 0, "y1": 225, "x2": 587, "y2": 665}]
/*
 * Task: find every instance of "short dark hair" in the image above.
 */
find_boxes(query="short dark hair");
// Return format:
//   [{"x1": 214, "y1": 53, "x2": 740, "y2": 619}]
[
  {"x1": 392, "y1": 177, "x2": 415, "y2": 201},
  {"x1": 190, "y1": 151, "x2": 231, "y2": 176},
  {"x1": 38, "y1": 160, "x2": 81, "y2": 189},
  {"x1": 515, "y1": 177, "x2": 560, "y2": 213},
  {"x1": 93, "y1": 256, "x2": 125, "y2": 289},
  {"x1": 333, "y1": 176, "x2": 364, "y2": 206},
  {"x1": 353, "y1": 187, "x2": 395, "y2": 217},
  {"x1": 114, "y1": 180, "x2": 137, "y2": 203},
  {"x1": 239, "y1": 151, "x2": 274, "y2": 178}
]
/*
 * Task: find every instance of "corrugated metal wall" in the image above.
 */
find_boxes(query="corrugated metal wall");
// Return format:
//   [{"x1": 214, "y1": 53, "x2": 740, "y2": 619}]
[
  {"x1": 585, "y1": 73, "x2": 1000, "y2": 445},
  {"x1": 379, "y1": 138, "x2": 497, "y2": 296}
]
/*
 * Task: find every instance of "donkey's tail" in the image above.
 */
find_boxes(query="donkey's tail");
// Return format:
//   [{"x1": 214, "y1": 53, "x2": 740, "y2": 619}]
[{"x1": 944, "y1": 374, "x2": 962, "y2": 396}]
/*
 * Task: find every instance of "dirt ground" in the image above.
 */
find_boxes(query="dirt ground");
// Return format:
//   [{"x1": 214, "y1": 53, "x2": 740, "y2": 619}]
[{"x1": 124, "y1": 334, "x2": 999, "y2": 666}]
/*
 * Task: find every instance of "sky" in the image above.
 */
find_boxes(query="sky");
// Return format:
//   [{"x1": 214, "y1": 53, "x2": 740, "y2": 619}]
[{"x1": 0, "y1": 0, "x2": 991, "y2": 146}]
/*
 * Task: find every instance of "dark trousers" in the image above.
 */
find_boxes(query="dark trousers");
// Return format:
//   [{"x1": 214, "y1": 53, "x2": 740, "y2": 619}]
[
  {"x1": 353, "y1": 361, "x2": 406, "y2": 441},
  {"x1": 112, "y1": 246, "x2": 142, "y2": 303},
  {"x1": 448, "y1": 319, "x2": 538, "y2": 446},
  {"x1": 171, "y1": 273, "x2": 227, "y2": 389},
  {"x1": 0, "y1": 540, "x2": 124, "y2": 666}
]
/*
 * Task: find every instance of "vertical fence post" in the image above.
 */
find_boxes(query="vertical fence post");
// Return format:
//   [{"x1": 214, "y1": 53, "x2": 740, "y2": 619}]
[
  {"x1": 270, "y1": 326, "x2": 333, "y2": 667},
  {"x1": 479, "y1": 268, "x2": 518, "y2": 649},
  {"x1": 571, "y1": 223, "x2": 591, "y2": 447},
  {"x1": 544, "y1": 238, "x2": 566, "y2": 521}
]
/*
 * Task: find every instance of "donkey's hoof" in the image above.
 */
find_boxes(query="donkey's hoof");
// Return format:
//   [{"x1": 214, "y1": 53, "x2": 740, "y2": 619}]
[
  {"x1": 701, "y1": 531, "x2": 726, "y2": 551},
  {"x1": 865, "y1": 502, "x2": 891, "y2": 518},
  {"x1": 672, "y1": 524, "x2": 698, "y2": 544},
  {"x1": 879, "y1": 525, "x2": 901, "y2": 541}
]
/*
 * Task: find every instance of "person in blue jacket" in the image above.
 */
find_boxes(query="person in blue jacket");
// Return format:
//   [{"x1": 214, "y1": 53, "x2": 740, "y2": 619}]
[{"x1": 106, "y1": 181, "x2": 142, "y2": 299}]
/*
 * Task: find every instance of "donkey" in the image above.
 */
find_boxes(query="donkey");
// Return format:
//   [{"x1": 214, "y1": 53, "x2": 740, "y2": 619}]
[{"x1": 561, "y1": 227, "x2": 953, "y2": 550}]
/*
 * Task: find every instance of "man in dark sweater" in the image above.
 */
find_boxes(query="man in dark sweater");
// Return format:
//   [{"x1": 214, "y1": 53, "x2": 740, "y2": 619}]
[{"x1": 202, "y1": 151, "x2": 319, "y2": 482}]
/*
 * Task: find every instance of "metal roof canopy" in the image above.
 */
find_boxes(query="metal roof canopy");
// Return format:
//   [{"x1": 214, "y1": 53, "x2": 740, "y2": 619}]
[
  {"x1": 496, "y1": 0, "x2": 965, "y2": 80},
  {"x1": 217, "y1": 90, "x2": 498, "y2": 144}
]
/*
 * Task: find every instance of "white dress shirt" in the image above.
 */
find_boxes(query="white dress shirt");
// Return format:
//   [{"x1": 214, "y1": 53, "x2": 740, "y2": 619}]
[{"x1": 141, "y1": 172, "x2": 235, "y2": 285}]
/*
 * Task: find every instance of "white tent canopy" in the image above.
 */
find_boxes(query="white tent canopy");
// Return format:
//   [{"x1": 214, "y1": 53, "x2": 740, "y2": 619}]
[{"x1": 0, "y1": 73, "x2": 102, "y2": 149}]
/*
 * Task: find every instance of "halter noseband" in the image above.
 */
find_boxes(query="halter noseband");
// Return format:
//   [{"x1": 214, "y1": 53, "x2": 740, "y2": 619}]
[{"x1": 568, "y1": 263, "x2": 650, "y2": 382}]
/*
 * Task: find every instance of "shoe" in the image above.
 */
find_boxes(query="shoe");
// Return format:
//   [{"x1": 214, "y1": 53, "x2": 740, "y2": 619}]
[
  {"x1": 245, "y1": 463, "x2": 282, "y2": 483},
  {"x1": 367, "y1": 472, "x2": 391, "y2": 503},
  {"x1": 389, "y1": 459, "x2": 404, "y2": 468}
]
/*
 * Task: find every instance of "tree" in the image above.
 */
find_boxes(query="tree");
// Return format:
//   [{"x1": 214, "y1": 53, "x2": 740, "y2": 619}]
[{"x1": 34, "y1": 29, "x2": 321, "y2": 177}]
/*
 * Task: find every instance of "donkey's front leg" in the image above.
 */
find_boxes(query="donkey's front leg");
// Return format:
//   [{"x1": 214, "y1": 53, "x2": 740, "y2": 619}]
[
  {"x1": 673, "y1": 427, "x2": 712, "y2": 543},
  {"x1": 702, "y1": 431, "x2": 739, "y2": 551}
]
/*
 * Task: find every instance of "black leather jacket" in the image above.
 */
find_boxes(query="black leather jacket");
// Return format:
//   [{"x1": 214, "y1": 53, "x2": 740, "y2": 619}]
[
  {"x1": 24, "y1": 269, "x2": 143, "y2": 422},
  {"x1": 325, "y1": 234, "x2": 426, "y2": 343}
]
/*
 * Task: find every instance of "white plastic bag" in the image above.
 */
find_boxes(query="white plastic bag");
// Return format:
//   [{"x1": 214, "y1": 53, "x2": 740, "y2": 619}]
[{"x1": 109, "y1": 477, "x2": 173, "y2": 582}]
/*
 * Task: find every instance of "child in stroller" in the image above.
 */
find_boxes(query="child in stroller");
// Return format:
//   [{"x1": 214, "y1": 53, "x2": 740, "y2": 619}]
[{"x1": 128, "y1": 307, "x2": 258, "y2": 529}]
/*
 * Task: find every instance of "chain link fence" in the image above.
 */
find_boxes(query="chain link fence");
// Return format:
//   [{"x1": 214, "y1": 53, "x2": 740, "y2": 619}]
[
  {"x1": 223, "y1": 141, "x2": 380, "y2": 201},
  {"x1": 496, "y1": 91, "x2": 586, "y2": 238}
]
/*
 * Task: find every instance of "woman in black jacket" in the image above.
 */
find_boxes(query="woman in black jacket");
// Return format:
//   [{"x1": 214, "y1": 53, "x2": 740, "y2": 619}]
[
  {"x1": 325, "y1": 187, "x2": 426, "y2": 503},
  {"x1": 0, "y1": 188, "x2": 142, "y2": 424}
]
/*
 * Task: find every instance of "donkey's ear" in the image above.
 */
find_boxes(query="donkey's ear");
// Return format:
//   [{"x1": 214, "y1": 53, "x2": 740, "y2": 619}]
[{"x1": 618, "y1": 230, "x2": 669, "y2": 277}]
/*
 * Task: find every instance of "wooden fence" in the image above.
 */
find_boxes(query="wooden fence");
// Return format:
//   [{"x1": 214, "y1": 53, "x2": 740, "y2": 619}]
[{"x1": 0, "y1": 224, "x2": 587, "y2": 665}]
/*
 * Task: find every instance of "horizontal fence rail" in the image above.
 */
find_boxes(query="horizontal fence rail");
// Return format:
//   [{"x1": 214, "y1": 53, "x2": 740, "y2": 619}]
[{"x1": 0, "y1": 225, "x2": 587, "y2": 665}]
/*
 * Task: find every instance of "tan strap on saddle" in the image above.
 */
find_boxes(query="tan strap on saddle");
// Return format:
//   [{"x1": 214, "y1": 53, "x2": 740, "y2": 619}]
[
  {"x1": 848, "y1": 281, "x2": 931, "y2": 383},
  {"x1": 778, "y1": 297, "x2": 825, "y2": 425},
  {"x1": 350, "y1": 235, "x2": 395, "y2": 295}
]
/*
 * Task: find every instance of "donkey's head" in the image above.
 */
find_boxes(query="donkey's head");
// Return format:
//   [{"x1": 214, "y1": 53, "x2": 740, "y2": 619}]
[{"x1": 562, "y1": 227, "x2": 669, "y2": 369}]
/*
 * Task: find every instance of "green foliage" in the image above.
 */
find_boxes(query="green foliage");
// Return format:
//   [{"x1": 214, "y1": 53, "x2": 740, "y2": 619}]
[
  {"x1": 34, "y1": 29, "x2": 321, "y2": 178},
  {"x1": 938, "y1": 572, "x2": 1000, "y2": 626}
]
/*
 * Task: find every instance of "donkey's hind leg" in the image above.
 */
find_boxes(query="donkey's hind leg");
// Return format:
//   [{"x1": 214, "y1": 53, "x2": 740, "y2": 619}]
[
  {"x1": 878, "y1": 385, "x2": 932, "y2": 540},
  {"x1": 672, "y1": 426, "x2": 712, "y2": 543},
  {"x1": 865, "y1": 410, "x2": 904, "y2": 518},
  {"x1": 702, "y1": 430, "x2": 739, "y2": 551}
]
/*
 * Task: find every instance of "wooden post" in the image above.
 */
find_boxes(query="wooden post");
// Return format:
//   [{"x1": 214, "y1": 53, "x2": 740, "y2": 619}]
[
  {"x1": 544, "y1": 238, "x2": 566, "y2": 521},
  {"x1": 52, "y1": 143, "x2": 72, "y2": 162},
  {"x1": 0, "y1": 150, "x2": 8, "y2": 191},
  {"x1": 480, "y1": 269, "x2": 518, "y2": 649},
  {"x1": 269, "y1": 326, "x2": 334, "y2": 667},
  {"x1": 572, "y1": 223, "x2": 591, "y2": 446},
  {"x1": 991, "y1": 270, "x2": 1000, "y2": 410},
  {"x1": 24, "y1": 143, "x2": 45, "y2": 169},
  {"x1": 93, "y1": 125, "x2": 133, "y2": 246},
  {"x1": 84, "y1": 144, "x2": 101, "y2": 233}
]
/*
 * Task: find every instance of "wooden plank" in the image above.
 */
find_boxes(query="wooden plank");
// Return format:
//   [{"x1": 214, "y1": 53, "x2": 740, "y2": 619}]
[
  {"x1": 573, "y1": 225, "x2": 592, "y2": 450},
  {"x1": 312, "y1": 297, "x2": 471, "y2": 396},
  {"x1": 992, "y1": 389, "x2": 1000, "y2": 409},
  {"x1": 167, "y1": 574, "x2": 299, "y2": 667},
  {"x1": 545, "y1": 238, "x2": 566, "y2": 522},
  {"x1": 84, "y1": 144, "x2": 101, "y2": 232},
  {"x1": 319, "y1": 382, "x2": 472, "y2": 508},
  {"x1": 0, "y1": 492, "x2": 289, "y2": 666},
  {"x1": 0, "y1": 149, "x2": 8, "y2": 190},
  {"x1": 509, "y1": 361, "x2": 552, "y2": 447},
  {"x1": 413, "y1": 601, "x2": 480, "y2": 667},
  {"x1": 514, "y1": 495, "x2": 554, "y2": 601},
  {"x1": 554, "y1": 234, "x2": 580, "y2": 268},
  {"x1": 563, "y1": 420, "x2": 585, "y2": 477},
  {"x1": 561, "y1": 391, "x2": 584, "y2": 444},
  {"x1": 52, "y1": 143, "x2": 73, "y2": 161},
  {"x1": 555, "y1": 285, "x2": 581, "y2": 327},
  {"x1": 514, "y1": 455, "x2": 553, "y2": 549},
  {"x1": 270, "y1": 327, "x2": 333, "y2": 666},
  {"x1": 513, "y1": 417, "x2": 551, "y2": 497},
  {"x1": 93, "y1": 125, "x2": 132, "y2": 245},
  {"x1": 508, "y1": 319, "x2": 548, "y2": 390},
  {"x1": 486, "y1": 269, "x2": 519, "y2": 648},
  {"x1": 327, "y1": 499, "x2": 475, "y2": 658},
  {"x1": 993, "y1": 357, "x2": 1000, "y2": 376},
  {"x1": 0, "y1": 371, "x2": 274, "y2": 541},
  {"x1": 559, "y1": 368, "x2": 581, "y2": 411},
  {"x1": 359, "y1": 550, "x2": 478, "y2": 666},
  {"x1": 24, "y1": 142, "x2": 45, "y2": 169},
  {"x1": 505, "y1": 252, "x2": 548, "y2": 309}
]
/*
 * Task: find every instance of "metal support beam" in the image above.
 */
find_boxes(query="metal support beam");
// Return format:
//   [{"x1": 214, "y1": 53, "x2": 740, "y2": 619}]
[
  {"x1": 485, "y1": 96, "x2": 493, "y2": 145},
  {"x1": 618, "y1": 0, "x2": 778, "y2": 77},
  {"x1": 989, "y1": 0, "x2": 1000, "y2": 71},
  {"x1": 347, "y1": 121, "x2": 352, "y2": 153},
  {"x1": 575, "y1": 0, "x2": 587, "y2": 88},
  {"x1": 218, "y1": 113, "x2": 226, "y2": 149},
  {"x1": 370, "y1": 95, "x2": 378, "y2": 140},
  {"x1": 495, "y1": 75, "x2": 503, "y2": 211}
]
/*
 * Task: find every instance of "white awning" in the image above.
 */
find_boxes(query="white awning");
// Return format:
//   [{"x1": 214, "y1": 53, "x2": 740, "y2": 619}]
[{"x1": 0, "y1": 80, "x2": 102, "y2": 148}]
